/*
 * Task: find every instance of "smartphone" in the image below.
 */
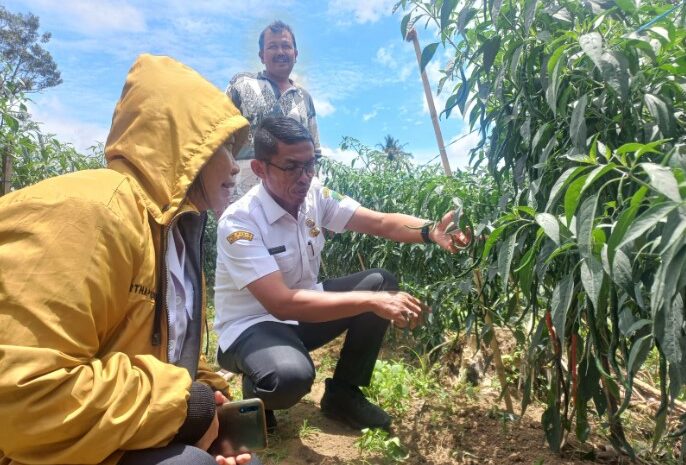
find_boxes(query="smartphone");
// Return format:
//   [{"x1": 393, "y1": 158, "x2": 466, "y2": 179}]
[{"x1": 208, "y1": 398, "x2": 268, "y2": 457}]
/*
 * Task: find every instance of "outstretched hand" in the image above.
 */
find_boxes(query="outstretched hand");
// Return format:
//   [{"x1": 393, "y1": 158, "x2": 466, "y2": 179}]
[
  {"x1": 372, "y1": 291, "x2": 430, "y2": 329},
  {"x1": 431, "y1": 210, "x2": 472, "y2": 253}
]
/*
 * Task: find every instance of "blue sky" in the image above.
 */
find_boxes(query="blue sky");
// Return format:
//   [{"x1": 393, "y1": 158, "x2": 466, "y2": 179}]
[{"x1": 7, "y1": 0, "x2": 478, "y2": 168}]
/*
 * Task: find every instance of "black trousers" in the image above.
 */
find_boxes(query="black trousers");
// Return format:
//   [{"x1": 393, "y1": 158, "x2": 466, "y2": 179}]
[
  {"x1": 119, "y1": 443, "x2": 263, "y2": 465},
  {"x1": 217, "y1": 268, "x2": 396, "y2": 410}
]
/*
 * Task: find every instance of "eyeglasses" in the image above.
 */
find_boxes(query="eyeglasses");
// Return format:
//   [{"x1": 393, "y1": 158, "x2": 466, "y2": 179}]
[{"x1": 265, "y1": 158, "x2": 320, "y2": 179}]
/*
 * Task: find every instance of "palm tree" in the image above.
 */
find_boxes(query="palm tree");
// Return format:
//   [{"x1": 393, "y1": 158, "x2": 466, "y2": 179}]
[{"x1": 376, "y1": 135, "x2": 412, "y2": 162}]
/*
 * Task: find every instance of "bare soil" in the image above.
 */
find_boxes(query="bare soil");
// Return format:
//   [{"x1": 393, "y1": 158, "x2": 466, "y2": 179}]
[{"x1": 223, "y1": 331, "x2": 678, "y2": 465}]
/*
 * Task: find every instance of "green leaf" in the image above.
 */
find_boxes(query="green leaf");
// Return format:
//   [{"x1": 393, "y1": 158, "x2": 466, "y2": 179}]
[
  {"x1": 579, "y1": 32, "x2": 604, "y2": 69},
  {"x1": 498, "y1": 232, "x2": 517, "y2": 294},
  {"x1": 570, "y1": 95, "x2": 588, "y2": 151},
  {"x1": 623, "y1": 319, "x2": 651, "y2": 338},
  {"x1": 420, "y1": 42, "x2": 439, "y2": 73},
  {"x1": 457, "y1": 7, "x2": 477, "y2": 36},
  {"x1": 482, "y1": 36, "x2": 501, "y2": 74},
  {"x1": 644, "y1": 94, "x2": 676, "y2": 138},
  {"x1": 624, "y1": 37, "x2": 657, "y2": 63},
  {"x1": 611, "y1": 248, "x2": 634, "y2": 296},
  {"x1": 616, "y1": 142, "x2": 659, "y2": 156},
  {"x1": 545, "y1": 242, "x2": 575, "y2": 264},
  {"x1": 581, "y1": 163, "x2": 615, "y2": 197},
  {"x1": 640, "y1": 163, "x2": 681, "y2": 202},
  {"x1": 3, "y1": 114, "x2": 19, "y2": 133},
  {"x1": 580, "y1": 256, "x2": 604, "y2": 311},
  {"x1": 658, "y1": 210, "x2": 686, "y2": 255},
  {"x1": 628, "y1": 335, "x2": 653, "y2": 378},
  {"x1": 615, "y1": 0, "x2": 636, "y2": 13},
  {"x1": 509, "y1": 44, "x2": 523, "y2": 81},
  {"x1": 564, "y1": 174, "x2": 588, "y2": 225},
  {"x1": 617, "y1": 202, "x2": 679, "y2": 249},
  {"x1": 547, "y1": 43, "x2": 569, "y2": 75},
  {"x1": 579, "y1": 32, "x2": 629, "y2": 99},
  {"x1": 535, "y1": 213, "x2": 560, "y2": 245},
  {"x1": 516, "y1": 231, "x2": 543, "y2": 298},
  {"x1": 551, "y1": 273, "x2": 574, "y2": 344},
  {"x1": 607, "y1": 186, "x2": 647, "y2": 263},
  {"x1": 577, "y1": 192, "x2": 599, "y2": 260},
  {"x1": 522, "y1": 0, "x2": 538, "y2": 32},
  {"x1": 546, "y1": 58, "x2": 562, "y2": 116},
  {"x1": 400, "y1": 13, "x2": 412, "y2": 40},
  {"x1": 491, "y1": 0, "x2": 503, "y2": 23},
  {"x1": 651, "y1": 243, "x2": 686, "y2": 365},
  {"x1": 440, "y1": 0, "x2": 458, "y2": 32},
  {"x1": 481, "y1": 224, "x2": 506, "y2": 259},
  {"x1": 545, "y1": 166, "x2": 588, "y2": 212},
  {"x1": 542, "y1": 389, "x2": 562, "y2": 452}
]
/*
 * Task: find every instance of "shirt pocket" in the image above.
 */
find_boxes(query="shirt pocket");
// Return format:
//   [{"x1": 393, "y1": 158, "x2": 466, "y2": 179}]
[
  {"x1": 272, "y1": 248, "x2": 297, "y2": 273},
  {"x1": 307, "y1": 234, "x2": 325, "y2": 260}
]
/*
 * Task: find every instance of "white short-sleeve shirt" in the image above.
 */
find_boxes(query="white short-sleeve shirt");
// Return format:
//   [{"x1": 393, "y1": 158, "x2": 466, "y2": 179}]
[{"x1": 214, "y1": 179, "x2": 360, "y2": 351}]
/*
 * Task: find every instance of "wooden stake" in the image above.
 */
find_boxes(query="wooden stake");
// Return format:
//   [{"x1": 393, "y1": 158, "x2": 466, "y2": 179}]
[{"x1": 406, "y1": 28, "x2": 452, "y2": 177}]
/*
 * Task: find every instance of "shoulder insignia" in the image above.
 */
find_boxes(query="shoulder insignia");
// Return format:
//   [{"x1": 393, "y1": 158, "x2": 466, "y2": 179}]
[
  {"x1": 227, "y1": 230, "x2": 254, "y2": 244},
  {"x1": 322, "y1": 187, "x2": 346, "y2": 202}
]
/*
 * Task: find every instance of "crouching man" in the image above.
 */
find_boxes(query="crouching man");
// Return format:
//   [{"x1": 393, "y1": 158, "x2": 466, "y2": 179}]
[{"x1": 214, "y1": 117, "x2": 469, "y2": 432}]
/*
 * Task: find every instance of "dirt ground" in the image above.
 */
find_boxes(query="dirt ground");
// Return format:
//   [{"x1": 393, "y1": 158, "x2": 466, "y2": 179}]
[{"x1": 227, "y1": 332, "x2": 659, "y2": 465}]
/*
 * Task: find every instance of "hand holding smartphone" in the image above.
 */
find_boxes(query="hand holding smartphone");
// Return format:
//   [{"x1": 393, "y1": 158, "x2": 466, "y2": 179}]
[{"x1": 208, "y1": 398, "x2": 268, "y2": 457}]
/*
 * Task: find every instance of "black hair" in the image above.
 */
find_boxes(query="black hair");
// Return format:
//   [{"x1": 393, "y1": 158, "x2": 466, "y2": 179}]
[
  {"x1": 253, "y1": 117, "x2": 313, "y2": 161},
  {"x1": 259, "y1": 20, "x2": 297, "y2": 51}
]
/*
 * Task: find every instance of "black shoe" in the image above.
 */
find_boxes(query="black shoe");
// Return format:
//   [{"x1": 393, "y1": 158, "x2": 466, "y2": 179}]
[
  {"x1": 265, "y1": 409, "x2": 277, "y2": 434},
  {"x1": 320, "y1": 378, "x2": 391, "y2": 431}
]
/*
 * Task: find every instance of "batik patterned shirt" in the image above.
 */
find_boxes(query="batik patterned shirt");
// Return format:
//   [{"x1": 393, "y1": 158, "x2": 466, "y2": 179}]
[{"x1": 226, "y1": 71, "x2": 321, "y2": 160}]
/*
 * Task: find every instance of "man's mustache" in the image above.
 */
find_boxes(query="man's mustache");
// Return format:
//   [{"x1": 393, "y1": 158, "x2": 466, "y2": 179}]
[{"x1": 273, "y1": 55, "x2": 291, "y2": 63}]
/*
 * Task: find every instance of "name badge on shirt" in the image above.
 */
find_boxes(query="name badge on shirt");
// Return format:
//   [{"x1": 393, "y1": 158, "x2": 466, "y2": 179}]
[{"x1": 268, "y1": 245, "x2": 287, "y2": 255}]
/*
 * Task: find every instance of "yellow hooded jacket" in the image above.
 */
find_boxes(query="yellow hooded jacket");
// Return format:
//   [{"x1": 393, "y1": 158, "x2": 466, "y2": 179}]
[{"x1": 0, "y1": 55, "x2": 248, "y2": 465}]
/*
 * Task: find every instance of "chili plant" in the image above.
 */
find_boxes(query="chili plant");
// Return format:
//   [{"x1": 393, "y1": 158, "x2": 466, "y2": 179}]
[
  {"x1": 319, "y1": 139, "x2": 504, "y2": 350},
  {"x1": 399, "y1": 0, "x2": 686, "y2": 457}
]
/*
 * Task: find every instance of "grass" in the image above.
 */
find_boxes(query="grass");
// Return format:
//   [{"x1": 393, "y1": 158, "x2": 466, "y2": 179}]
[
  {"x1": 355, "y1": 428, "x2": 409, "y2": 463},
  {"x1": 298, "y1": 419, "x2": 321, "y2": 440}
]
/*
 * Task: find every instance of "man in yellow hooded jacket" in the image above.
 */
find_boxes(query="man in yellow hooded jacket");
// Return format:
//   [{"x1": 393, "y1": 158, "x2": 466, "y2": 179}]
[{"x1": 0, "y1": 55, "x2": 261, "y2": 465}]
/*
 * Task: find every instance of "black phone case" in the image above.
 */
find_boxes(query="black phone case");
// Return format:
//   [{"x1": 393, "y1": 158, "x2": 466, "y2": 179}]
[{"x1": 208, "y1": 398, "x2": 268, "y2": 456}]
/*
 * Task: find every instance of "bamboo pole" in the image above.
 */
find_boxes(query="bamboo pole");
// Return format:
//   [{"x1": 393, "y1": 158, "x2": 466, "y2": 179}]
[{"x1": 406, "y1": 28, "x2": 452, "y2": 177}]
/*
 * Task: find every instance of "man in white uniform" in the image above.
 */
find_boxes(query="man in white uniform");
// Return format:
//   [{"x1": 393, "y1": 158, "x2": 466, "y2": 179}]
[{"x1": 214, "y1": 117, "x2": 468, "y2": 432}]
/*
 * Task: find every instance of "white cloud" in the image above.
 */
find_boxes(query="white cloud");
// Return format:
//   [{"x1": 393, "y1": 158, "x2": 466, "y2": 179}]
[
  {"x1": 321, "y1": 144, "x2": 358, "y2": 166},
  {"x1": 313, "y1": 97, "x2": 336, "y2": 117},
  {"x1": 28, "y1": 97, "x2": 109, "y2": 153},
  {"x1": 420, "y1": 59, "x2": 450, "y2": 117},
  {"x1": 328, "y1": 0, "x2": 397, "y2": 24},
  {"x1": 399, "y1": 64, "x2": 414, "y2": 81},
  {"x1": 446, "y1": 130, "x2": 481, "y2": 170},
  {"x1": 375, "y1": 43, "x2": 417, "y2": 83},
  {"x1": 376, "y1": 47, "x2": 394, "y2": 67},
  {"x1": 362, "y1": 110, "x2": 377, "y2": 122},
  {"x1": 20, "y1": 0, "x2": 146, "y2": 35}
]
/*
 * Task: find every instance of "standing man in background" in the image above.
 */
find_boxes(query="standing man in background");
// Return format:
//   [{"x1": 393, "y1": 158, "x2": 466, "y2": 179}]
[{"x1": 226, "y1": 20, "x2": 321, "y2": 198}]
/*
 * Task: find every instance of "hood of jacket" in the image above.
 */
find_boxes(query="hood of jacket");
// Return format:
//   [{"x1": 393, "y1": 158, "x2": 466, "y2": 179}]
[{"x1": 105, "y1": 54, "x2": 248, "y2": 225}]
